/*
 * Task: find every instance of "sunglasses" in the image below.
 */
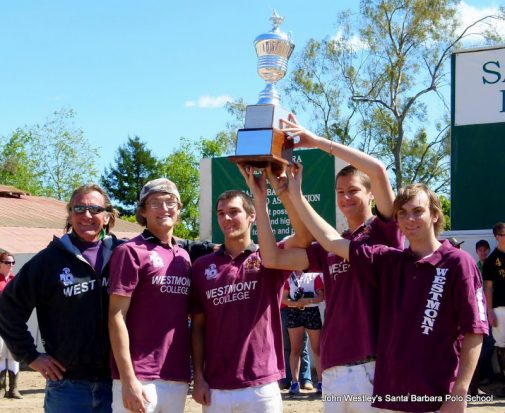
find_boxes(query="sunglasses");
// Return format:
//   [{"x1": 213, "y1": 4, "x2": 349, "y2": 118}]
[
  {"x1": 72, "y1": 205, "x2": 106, "y2": 215},
  {"x1": 1, "y1": 261, "x2": 15, "y2": 265}
]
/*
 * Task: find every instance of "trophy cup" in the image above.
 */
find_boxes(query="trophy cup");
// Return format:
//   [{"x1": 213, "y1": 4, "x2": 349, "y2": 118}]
[{"x1": 229, "y1": 11, "x2": 295, "y2": 172}]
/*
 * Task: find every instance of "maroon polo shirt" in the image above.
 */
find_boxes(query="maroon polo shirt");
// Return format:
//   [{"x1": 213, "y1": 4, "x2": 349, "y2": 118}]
[
  {"x1": 109, "y1": 231, "x2": 192, "y2": 382},
  {"x1": 350, "y1": 240, "x2": 488, "y2": 412},
  {"x1": 191, "y1": 244, "x2": 287, "y2": 389},
  {"x1": 306, "y1": 216, "x2": 404, "y2": 369}
]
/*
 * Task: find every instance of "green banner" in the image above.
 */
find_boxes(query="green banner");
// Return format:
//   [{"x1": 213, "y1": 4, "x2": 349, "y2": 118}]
[{"x1": 211, "y1": 149, "x2": 336, "y2": 243}]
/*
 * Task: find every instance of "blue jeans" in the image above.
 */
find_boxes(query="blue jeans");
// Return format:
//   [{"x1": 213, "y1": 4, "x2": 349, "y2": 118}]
[
  {"x1": 281, "y1": 308, "x2": 311, "y2": 384},
  {"x1": 44, "y1": 379, "x2": 112, "y2": 413}
]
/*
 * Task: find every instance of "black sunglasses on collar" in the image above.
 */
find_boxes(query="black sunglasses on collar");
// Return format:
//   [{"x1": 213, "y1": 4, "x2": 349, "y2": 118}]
[{"x1": 72, "y1": 205, "x2": 106, "y2": 215}]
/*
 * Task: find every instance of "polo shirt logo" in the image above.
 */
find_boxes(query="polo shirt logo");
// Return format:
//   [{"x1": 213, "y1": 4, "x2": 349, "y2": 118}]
[
  {"x1": 59, "y1": 267, "x2": 75, "y2": 286},
  {"x1": 244, "y1": 256, "x2": 261, "y2": 272},
  {"x1": 149, "y1": 251, "x2": 164, "y2": 268},
  {"x1": 205, "y1": 264, "x2": 218, "y2": 280},
  {"x1": 421, "y1": 268, "x2": 448, "y2": 335}
]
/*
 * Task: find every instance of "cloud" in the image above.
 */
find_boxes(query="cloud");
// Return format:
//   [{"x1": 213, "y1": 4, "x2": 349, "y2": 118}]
[
  {"x1": 331, "y1": 30, "x2": 368, "y2": 51},
  {"x1": 184, "y1": 95, "x2": 233, "y2": 109},
  {"x1": 457, "y1": 2, "x2": 505, "y2": 40}
]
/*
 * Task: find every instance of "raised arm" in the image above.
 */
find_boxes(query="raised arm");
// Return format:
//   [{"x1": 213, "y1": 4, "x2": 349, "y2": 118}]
[
  {"x1": 238, "y1": 164, "x2": 309, "y2": 270},
  {"x1": 286, "y1": 162, "x2": 351, "y2": 260},
  {"x1": 265, "y1": 165, "x2": 314, "y2": 249},
  {"x1": 282, "y1": 115, "x2": 395, "y2": 219}
]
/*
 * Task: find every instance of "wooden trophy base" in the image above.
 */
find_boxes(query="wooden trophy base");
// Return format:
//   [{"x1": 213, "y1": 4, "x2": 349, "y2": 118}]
[{"x1": 228, "y1": 127, "x2": 293, "y2": 174}]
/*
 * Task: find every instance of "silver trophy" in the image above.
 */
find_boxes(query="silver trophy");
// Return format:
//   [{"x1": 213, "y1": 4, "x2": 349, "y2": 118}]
[{"x1": 229, "y1": 11, "x2": 295, "y2": 173}]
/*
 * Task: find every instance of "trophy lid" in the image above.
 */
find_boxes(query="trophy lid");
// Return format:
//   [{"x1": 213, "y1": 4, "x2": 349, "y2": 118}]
[{"x1": 253, "y1": 10, "x2": 293, "y2": 51}]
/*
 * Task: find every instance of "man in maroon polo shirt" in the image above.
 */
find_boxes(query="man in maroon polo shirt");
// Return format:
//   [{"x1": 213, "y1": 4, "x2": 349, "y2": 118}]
[
  {"x1": 108, "y1": 178, "x2": 191, "y2": 413},
  {"x1": 190, "y1": 188, "x2": 312, "y2": 413},
  {"x1": 246, "y1": 160, "x2": 487, "y2": 412},
  {"x1": 242, "y1": 116, "x2": 403, "y2": 413}
]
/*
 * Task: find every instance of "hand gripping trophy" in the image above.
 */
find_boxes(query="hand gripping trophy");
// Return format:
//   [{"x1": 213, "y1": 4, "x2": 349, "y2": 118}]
[{"x1": 229, "y1": 11, "x2": 295, "y2": 173}]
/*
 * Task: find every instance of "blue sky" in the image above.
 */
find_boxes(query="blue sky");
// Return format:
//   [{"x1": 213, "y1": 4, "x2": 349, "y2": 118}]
[{"x1": 0, "y1": 1, "x2": 502, "y2": 174}]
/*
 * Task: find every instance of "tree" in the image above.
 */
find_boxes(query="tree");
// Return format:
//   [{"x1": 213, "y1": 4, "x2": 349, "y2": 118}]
[
  {"x1": 0, "y1": 108, "x2": 99, "y2": 199},
  {"x1": 159, "y1": 135, "x2": 229, "y2": 239},
  {"x1": 285, "y1": 0, "x2": 504, "y2": 193},
  {"x1": 0, "y1": 129, "x2": 42, "y2": 194},
  {"x1": 101, "y1": 136, "x2": 162, "y2": 215}
]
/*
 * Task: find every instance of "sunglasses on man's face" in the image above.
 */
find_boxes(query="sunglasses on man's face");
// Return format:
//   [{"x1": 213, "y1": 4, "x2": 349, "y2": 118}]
[
  {"x1": 1, "y1": 261, "x2": 15, "y2": 265},
  {"x1": 72, "y1": 205, "x2": 106, "y2": 215}
]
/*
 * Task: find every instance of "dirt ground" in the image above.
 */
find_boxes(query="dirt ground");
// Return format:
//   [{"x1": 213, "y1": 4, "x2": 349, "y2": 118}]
[{"x1": 0, "y1": 370, "x2": 503, "y2": 413}]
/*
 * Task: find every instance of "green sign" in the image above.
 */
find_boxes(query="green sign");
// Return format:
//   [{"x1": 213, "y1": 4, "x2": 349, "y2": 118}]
[{"x1": 210, "y1": 149, "x2": 336, "y2": 243}]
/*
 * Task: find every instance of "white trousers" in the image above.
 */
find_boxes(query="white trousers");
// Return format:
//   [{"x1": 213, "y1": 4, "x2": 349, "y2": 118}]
[
  {"x1": 322, "y1": 361, "x2": 392, "y2": 413},
  {"x1": 203, "y1": 381, "x2": 282, "y2": 413},
  {"x1": 0, "y1": 337, "x2": 19, "y2": 374},
  {"x1": 112, "y1": 379, "x2": 188, "y2": 413},
  {"x1": 493, "y1": 306, "x2": 505, "y2": 347}
]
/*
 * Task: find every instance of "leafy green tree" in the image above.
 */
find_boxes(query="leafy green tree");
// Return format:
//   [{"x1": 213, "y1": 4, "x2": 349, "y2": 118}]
[
  {"x1": 0, "y1": 129, "x2": 42, "y2": 194},
  {"x1": 160, "y1": 135, "x2": 229, "y2": 239},
  {"x1": 440, "y1": 195, "x2": 451, "y2": 230},
  {"x1": 159, "y1": 138, "x2": 199, "y2": 239},
  {"x1": 285, "y1": 0, "x2": 504, "y2": 193},
  {"x1": 0, "y1": 108, "x2": 99, "y2": 200},
  {"x1": 101, "y1": 136, "x2": 162, "y2": 215}
]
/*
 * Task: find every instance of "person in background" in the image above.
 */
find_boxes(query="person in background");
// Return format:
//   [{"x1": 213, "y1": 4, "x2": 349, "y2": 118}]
[
  {"x1": 476, "y1": 240, "x2": 491, "y2": 276},
  {"x1": 280, "y1": 306, "x2": 313, "y2": 391},
  {"x1": 0, "y1": 184, "x2": 121, "y2": 413},
  {"x1": 469, "y1": 239, "x2": 494, "y2": 395},
  {"x1": 483, "y1": 223, "x2": 505, "y2": 396},
  {"x1": 282, "y1": 270, "x2": 324, "y2": 394},
  {"x1": 0, "y1": 249, "x2": 22, "y2": 399}
]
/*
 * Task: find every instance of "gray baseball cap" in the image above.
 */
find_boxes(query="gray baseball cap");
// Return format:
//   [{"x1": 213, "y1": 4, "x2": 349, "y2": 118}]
[{"x1": 139, "y1": 178, "x2": 180, "y2": 204}]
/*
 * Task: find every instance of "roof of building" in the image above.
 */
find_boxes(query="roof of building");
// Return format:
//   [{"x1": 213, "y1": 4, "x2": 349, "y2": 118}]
[{"x1": 0, "y1": 189, "x2": 140, "y2": 254}]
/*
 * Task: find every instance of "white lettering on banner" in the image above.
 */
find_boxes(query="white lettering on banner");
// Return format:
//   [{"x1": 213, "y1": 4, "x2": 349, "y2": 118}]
[
  {"x1": 205, "y1": 281, "x2": 259, "y2": 306},
  {"x1": 421, "y1": 268, "x2": 448, "y2": 335}
]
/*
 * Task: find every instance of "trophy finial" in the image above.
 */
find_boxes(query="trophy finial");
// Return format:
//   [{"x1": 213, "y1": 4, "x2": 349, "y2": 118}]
[{"x1": 270, "y1": 10, "x2": 284, "y2": 31}]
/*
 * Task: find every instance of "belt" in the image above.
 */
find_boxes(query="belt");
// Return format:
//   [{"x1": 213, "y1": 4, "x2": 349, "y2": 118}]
[{"x1": 345, "y1": 356, "x2": 376, "y2": 366}]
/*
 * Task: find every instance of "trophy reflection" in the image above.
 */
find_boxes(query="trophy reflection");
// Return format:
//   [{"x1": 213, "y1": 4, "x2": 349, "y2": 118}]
[{"x1": 229, "y1": 11, "x2": 295, "y2": 173}]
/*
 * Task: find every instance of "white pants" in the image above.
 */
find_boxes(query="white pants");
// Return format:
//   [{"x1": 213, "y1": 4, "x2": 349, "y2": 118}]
[
  {"x1": 322, "y1": 361, "x2": 391, "y2": 413},
  {"x1": 112, "y1": 379, "x2": 188, "y2": 413},
  {"x1": 0, "y1": 337, "x2": 19, "y2": 374},
  {"x1": 493, "y1": 306, "x2": 505, "y2": 347},
  {"x1": 203, "y1": 381, "x2": 282, "y2": 413}
]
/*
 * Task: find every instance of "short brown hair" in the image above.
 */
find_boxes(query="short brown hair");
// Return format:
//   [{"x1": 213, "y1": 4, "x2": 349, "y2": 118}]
[
  {"x1": 336, "y1": 165, "x2": 371, "y2": 192},
  {"x1": 65, "y1": 184, "x2": 118, "y2": 234},
  {"x1": 393, "y1": 183, "x2": 445, "y2": 236},
  {"x1": 493, "y1": 222, "x2": 505, "y2": 236},
  {"x1": 215, "y1": 190, "x2": 255, "y2": 217}
]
